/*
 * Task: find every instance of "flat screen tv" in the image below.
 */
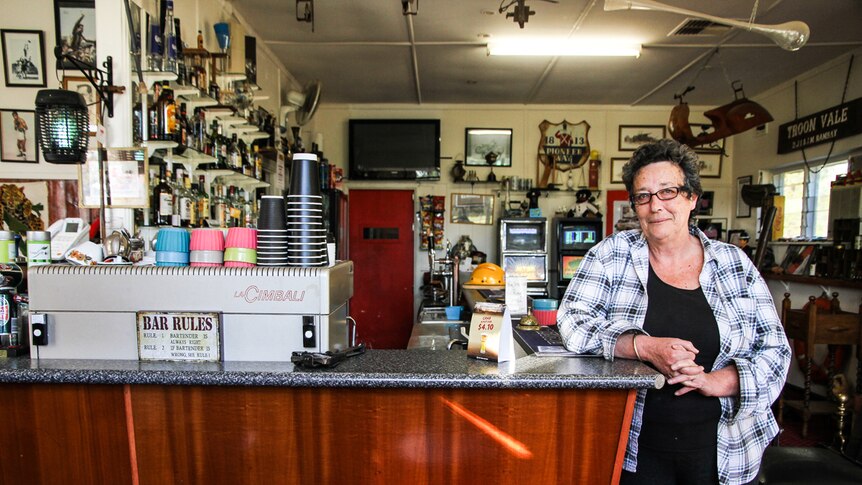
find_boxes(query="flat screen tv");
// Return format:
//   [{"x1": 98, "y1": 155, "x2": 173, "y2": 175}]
[{"x1": 349, "y1": 119, "x2": 441, "y2": 180}]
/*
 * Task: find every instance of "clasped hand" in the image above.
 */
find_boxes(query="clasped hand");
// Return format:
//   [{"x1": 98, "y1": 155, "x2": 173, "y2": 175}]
[{"x1": 642, "y1": 337, "x2": 711, "y2": 397}]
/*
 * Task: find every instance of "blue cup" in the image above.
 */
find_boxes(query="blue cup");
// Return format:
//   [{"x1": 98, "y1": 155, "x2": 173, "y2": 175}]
[{"x1": 445, "y1": 305, "x2": 462, "y2": 320}]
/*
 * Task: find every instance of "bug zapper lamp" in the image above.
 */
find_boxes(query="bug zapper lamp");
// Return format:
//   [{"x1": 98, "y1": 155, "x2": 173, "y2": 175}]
[{"x1": 34, "y1": 89, "x2": 90, "y2": 164}]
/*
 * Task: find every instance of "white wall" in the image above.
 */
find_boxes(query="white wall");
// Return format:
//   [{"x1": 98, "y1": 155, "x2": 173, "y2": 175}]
[
  {"x1": 730, "y1": 46, "x2": 862, "y2": 238},
  {"x1": 312, "y1": 103, "x2": 736, "y2": 311}
]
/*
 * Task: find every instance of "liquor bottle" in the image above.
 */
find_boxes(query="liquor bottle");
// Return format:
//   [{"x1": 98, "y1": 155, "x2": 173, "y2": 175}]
[
  {"x1": 252, "y1": 145, "x2": 262, "y2": 180},
  {"x1": 228, "y1": 134, "x2": 241, "y2": 171},
  {"x1": 179, "y1": 175, "x2": 196, "y2": 228},
  {"x1": 174, "y1": 17, "x2": 186, "y2": 83},
  {"x1": 154, "y1": 81, "x2": 177, "y2": 141},
  {"x1": 176, "y1": 170, "x2": 195, "y2": 227},
  {"x1": 152, "y1": 164, "x2": 173, "y2": 226},
  {"x1": 228, "y1": 185, "x2": 242, "y2": 227},
  {"x1": 240, "y1": 139, "x2": 253, "y2": 177},
  {"x1": 178, "y1": 102, "x2": 189, "y2": 147},
  {"x1": 212, "y1": 183, "x2": 227, "y2": 228},
  {"x1": 163, "y1": 0, "x2": 178, "y2": 73},
  {"x1": 171, "y1": 167, "x2": 184, "y2": 227},
  {"x1": 197, "y1": 30, "x2": 204, "y2": 49},
  {"x1": 147, "y1": 83, "x2": 162, "y2": 141},
  {"x1": 189, "y1": 182, "x2": 201, "y2": 228},
  {"x1": 132, "y1": 99, "x2": 143, "y2": 144},
  {"x1": 197, "y1": 175, "x2": 210, "y2": 227},
  {"x1": 217, "y1": 125, "x2": 229, "y2": 169},
  {"x1": 148, "y1": 22, "x2": 163, "y2": 71}
]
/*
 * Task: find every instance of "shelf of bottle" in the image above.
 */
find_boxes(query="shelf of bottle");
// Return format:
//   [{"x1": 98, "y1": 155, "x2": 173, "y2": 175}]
[
  {"x1": 143, "y1": 139, "x2": 179, "y2": 151},
  {"x1": 169, "y1": 82, "x2": 200, "y2": 97},
  {"x1": 202, "y1": 169, "x2": 270, "y2": 189},
  {"x1": 141, "y1": 70, "x2": 178, "y2": 87},
  {"x1": 178, "y1": 93, "x2": 219, "y2": 110},
  {"x1": 216, "y1": 73, "x2": 246, "y2": 85},
  {"x1": 239, "y1": 132, "x2": 269, "y2": 144},
  {"x1": 214, "y1": 115, "x2": 246, "y2": 126},
  {"x1": 224, "y1": 124, "x2": 259, "y2": 135},
  {"x1": 163, "y1": 147, "x2": 217, "y2": 168}
]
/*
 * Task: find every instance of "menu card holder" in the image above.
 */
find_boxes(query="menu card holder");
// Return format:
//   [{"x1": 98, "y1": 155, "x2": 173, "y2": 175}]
[{"x1": 467, "y1": 302, "x2": 515, "y2": 362}]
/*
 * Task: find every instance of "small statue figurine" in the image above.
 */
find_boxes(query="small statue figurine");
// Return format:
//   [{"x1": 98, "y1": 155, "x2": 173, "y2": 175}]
[{"x1": 570, "y1": 188, "x2": 601, "y2": 218}]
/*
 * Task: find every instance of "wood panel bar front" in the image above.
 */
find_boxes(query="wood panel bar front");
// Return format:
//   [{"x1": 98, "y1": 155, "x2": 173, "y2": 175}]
[
  {"x1": 2, "y1": 383, "x2": 634, "y2": 484},
  {"x1": 2, "y1": 383, "x2": 133, "y2": 484},
  {"x1": 129, "y1": 385, "x2": 632, "y2": 485}
]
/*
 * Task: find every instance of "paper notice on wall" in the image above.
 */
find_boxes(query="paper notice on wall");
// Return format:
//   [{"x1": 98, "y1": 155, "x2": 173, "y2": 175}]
[{"x1": 467, "y1": 302, "x2": 515, "y2": 362}]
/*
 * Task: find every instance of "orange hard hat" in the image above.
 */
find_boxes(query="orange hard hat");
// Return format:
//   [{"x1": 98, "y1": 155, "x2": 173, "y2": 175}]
[{"x1": 467, "y1": 263, "x2": 505, "y2": 286}]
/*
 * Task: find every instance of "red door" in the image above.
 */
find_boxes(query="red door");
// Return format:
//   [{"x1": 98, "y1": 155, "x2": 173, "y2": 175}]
[{"x1": 348, "y1": 190, "x2": 414, "y2": 349}]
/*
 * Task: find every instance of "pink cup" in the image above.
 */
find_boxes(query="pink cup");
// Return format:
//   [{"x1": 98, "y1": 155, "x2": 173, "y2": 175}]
[
  {"x1": 225, "y1": 227, "x2": 257, "y2": 249},
  {"x1": 190, "y1": 228, "x2": 225, "y2": 251}
]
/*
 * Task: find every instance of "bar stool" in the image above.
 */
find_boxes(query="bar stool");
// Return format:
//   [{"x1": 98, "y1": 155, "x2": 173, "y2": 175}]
[{"x1": 779, "y1": 292, "x2": 862, "y2": 442}]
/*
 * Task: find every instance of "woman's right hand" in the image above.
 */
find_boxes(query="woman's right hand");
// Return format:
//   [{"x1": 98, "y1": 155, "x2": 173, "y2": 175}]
[{"x1": 639, "y1": 336, "x2": 699, "y2": 377}]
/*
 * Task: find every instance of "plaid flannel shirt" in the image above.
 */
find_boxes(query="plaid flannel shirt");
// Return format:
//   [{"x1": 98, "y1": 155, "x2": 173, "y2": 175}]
[{"x1": 558, "y1": 227, "x2": 790, "y2": 485}]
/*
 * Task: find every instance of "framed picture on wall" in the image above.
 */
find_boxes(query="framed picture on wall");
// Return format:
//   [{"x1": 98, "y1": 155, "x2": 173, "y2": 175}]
[
  {"x1": 697, "y1": 152, "x2": 722, "y2": 178},
  {"x1": 736, "y1": 175, "x2": 752, "y2": 218},
  {"x1": 63, "y1": 76, "x2": 99, "y2": 134},
  {"x1": 451, "y1": 193, "x2": 495, "y2": 225},
  {"x1": 1, "y1": 30, "x2": 46, "y2": 87},
  {"x1": 699, "y1": 191, "x2": 714, "y2": 216},
  {"x1": 610, "y1": 157, "x2": 628, "y2": 184},
  {"x1": 465, "y1": 128, "x2": 512, "y2": 166},
  {"x1": 54, "y1": 0, "x2": 97, "y2": 69},
  {"x1": 0, "y1": 109, "x2": 39, "y2": 163},
  {"x1": 618, "y1": 125, "x2": 666, "y2": 151}
]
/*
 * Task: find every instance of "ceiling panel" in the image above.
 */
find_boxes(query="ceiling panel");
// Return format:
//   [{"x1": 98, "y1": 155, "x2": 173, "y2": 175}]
[{"x1": 230, "y1": 0, "x2": 862, "y2": 107}]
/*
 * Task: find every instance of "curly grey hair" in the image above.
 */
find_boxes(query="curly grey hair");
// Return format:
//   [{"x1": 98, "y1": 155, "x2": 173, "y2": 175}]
[{"x1": 621, "y1": 138, "x2": 703, "y2": 221}]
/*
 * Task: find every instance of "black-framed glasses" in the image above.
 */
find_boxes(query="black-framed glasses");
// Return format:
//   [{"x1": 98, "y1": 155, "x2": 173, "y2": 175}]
[{"x1": 631, "y1": 186, "x2": 690, "y2": 206}]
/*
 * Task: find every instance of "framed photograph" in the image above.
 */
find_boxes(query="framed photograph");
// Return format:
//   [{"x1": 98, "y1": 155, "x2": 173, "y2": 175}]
[
  {"x1": 698, "y1": 191, "x2": 714, "y2": 216},
  {"x1": 610, "y1": 157, "x2": 628, "y2": 184},
  {"x1": 451, "y1": 193, "x2": 495, "y2": 225},
  {"x1": 606, "y1": 189, "x2": 639, "y2": 235},
  {"x1": 465, "y1": 128, "x2": 512, "y2": 167},
  {"x1": 63, "y1": 76, "x2": 99, "y2": 133},
  {"x1": 78, "y1": 147, "x2": 149, "y2": 208},
  {"x1": 736, "y1": 175, "x2": 753, "y2": 218},
  {"x1": 0, "y1": 110, "x2": 38, "y2": 163},
  {"x1": 698, "y1": 219, "x2": 725, "y2": 240},
  {"x1": 727, "y1": 229, "x2": 746, "y2": 245},
  {"x1": 618, "y1": 125, "x2": 666, "y2": 151},
  {"x1": 54, "y1": 0, "x2": 97, "y2": 69},
  {"x1": 697, "y1": 152, "x2": 722, "y2": 178},
  {"x1": 1, "y1": 30, "x2": 46, "y2": 87}
]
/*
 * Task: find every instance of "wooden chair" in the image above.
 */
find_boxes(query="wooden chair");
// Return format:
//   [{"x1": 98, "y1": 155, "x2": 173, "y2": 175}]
[{"x1": 779, "y1": 292, "x2": 862, "y2": 443}]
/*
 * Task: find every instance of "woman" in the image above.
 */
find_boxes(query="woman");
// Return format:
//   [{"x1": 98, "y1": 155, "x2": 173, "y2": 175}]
[{"x1": 557, "y1": 139, "x2": 790, "y2": 485}]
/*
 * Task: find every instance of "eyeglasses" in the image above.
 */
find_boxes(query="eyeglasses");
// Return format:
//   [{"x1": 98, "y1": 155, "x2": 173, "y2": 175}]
[{"x1": 631, "y1": 186, "x2": 690, "y2": 206}]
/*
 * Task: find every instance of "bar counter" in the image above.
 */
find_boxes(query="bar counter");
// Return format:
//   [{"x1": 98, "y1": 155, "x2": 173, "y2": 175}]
[
  {"x1": 0, "y1": 350, "x2": 663, "y2": 389},
  {"x1": 0, "y1": 351, "x2": 662, "y2": 485}
]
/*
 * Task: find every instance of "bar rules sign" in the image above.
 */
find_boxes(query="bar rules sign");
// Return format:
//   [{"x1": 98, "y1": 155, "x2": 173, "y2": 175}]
[{"x1": 777, "y1": 97, "x2": 862, "y2": 154}]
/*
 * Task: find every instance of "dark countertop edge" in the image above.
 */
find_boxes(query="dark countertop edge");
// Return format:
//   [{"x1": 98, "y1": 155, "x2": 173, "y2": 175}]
[{"x1": 0, "y1": 368, "x2": 662, "y2": 390}]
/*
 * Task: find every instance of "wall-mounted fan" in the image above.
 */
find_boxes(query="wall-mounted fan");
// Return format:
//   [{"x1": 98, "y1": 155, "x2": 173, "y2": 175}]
[
  {"x1": 280, "y1": 80, "x2": 322, "y2": 128},
  {"x1": 604, "y1": 0, "x2": 809, "y2": 51}
]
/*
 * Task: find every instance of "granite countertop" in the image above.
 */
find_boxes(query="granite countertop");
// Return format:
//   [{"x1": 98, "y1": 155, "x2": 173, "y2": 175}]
[{"x1": 0, "y1": 350, "x2": 664, "y2": 390}]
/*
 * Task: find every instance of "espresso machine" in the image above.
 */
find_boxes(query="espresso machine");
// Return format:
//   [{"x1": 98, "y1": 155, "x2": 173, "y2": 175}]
[{"x1": 27, "y1": 262, "x2": 354, "y2": 361}]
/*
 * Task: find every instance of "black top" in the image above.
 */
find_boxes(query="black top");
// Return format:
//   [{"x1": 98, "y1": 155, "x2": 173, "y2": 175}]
[{"x1": 638, "y1": 265, "x2": 722, "y2": 451}]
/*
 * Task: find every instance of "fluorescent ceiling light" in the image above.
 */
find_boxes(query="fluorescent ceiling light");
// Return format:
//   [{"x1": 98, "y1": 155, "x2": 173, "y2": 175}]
[{"x1": 487, "y1": 39, "x2": 641, "y2": 57}]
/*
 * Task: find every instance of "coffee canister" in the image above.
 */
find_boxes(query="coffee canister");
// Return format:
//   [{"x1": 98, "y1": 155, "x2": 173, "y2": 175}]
[
  {"x1": 26, "y1": 231, "x2": 51, "y2": 266},
  {"x1": 0, "y1": 231, "x2": 15, "y2": 263}
]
